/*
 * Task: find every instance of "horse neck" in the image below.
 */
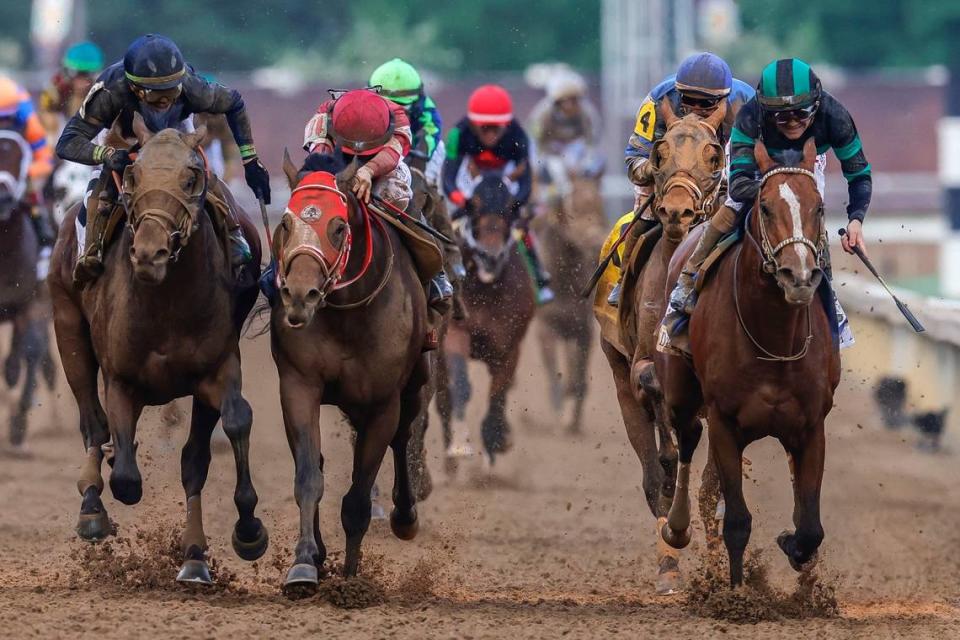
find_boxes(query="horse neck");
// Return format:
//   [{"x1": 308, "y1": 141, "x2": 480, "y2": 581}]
[
  {"x1": 736, "y1": 225, "x2": 812, "y2": 353},
  {"x1": 326, "y1": 201, "x2": 393, "y2": 305}
]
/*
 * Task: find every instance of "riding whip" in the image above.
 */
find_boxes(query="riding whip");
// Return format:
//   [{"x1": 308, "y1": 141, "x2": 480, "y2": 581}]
[
  {"x1": 258, "y1": 197, "x2": 275, "y2": 262},
  {"x1": 370, "y1": 193, "x2": 455, "y2": 245},
  {"x1": 838, "y1": 228, "x2": 925, "y2": 333},
  {"x1": 579, "y1": 192, "x2": 656, "y2": 299}
]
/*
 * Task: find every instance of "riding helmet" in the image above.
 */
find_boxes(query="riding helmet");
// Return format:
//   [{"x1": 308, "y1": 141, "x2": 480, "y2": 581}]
[
  {"x1": 330, "y1": 90, "x2": 395, "y2": 156},
  {"x1": 369, "y1": 58, "x2": 423, "y2": 106},
  {"x1": 123, "y1": 34, "x2": 185, "y2": 90},
  {"x1": 675, "y1": 52, "x2": 732, "y2": 98},
  {"x1": 467, "y1": 84, "x2": 513, "y2": 126},
  {"x1": 63, "y1": 41, "x2": 104, "y2": 74},
  {"x1": 756, "y1": 58, "x2": 822, "y2": 111}
]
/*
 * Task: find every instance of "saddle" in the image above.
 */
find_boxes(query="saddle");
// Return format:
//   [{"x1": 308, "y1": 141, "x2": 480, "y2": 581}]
[
  {"x1": 368, "y1": 202, "x2": 443, "y2": 286},
  {"x1": 693, "y1": 229, "x2": 742, "y2": 293}
]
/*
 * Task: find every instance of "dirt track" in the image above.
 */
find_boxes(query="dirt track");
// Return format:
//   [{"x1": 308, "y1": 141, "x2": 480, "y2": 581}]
[{"x1": 1, "y1": 315, "x2": 959, "y2": 639}]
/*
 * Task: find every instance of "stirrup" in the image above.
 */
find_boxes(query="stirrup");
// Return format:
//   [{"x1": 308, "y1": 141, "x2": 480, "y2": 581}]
[{"x1": 607, "y1": 281, "x2": 622, "y2": 307}]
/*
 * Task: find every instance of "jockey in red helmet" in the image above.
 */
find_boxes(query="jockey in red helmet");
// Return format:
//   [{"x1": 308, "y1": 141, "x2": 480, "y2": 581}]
[
  {"x1": 302, "y1": 88, "x2": 453, "y2": 313},
  {"x1": 443, "y1": 84, "x2": 553, "y2": 304}
]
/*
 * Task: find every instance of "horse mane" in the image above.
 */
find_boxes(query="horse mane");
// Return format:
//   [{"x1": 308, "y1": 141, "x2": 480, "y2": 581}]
[{"x1": 300, "y1": 151, "x2": 347, "y2": 177}]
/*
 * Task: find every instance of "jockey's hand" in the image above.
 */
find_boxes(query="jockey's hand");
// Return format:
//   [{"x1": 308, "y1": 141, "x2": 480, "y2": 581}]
[
  {"x1": 841, "y1": 219, "x2": 866, "y2": 256},
  {"x1": 630, "y1": 160, "x2": 655, "y2": 186},
  {"x1": 352, "y1": 165, "x2": 373, "y2": 203},
  {"x1": 244, "y1": 157, "x2": 272, "y2": 204},
  {"x1": 104, "y1": 148, "x2": 133, "y2": 174}
]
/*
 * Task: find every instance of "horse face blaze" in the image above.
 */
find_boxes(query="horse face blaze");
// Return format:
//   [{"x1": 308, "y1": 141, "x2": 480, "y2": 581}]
[
  {"x1": 474, "y1": 213, "x2": 509, "y2": 257},
  {"x1": 765, "y1": 183, "x2": 823, "y2": 306}
]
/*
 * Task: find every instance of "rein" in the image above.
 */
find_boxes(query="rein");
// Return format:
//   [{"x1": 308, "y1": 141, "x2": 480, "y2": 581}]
[{"x1": 733, "y1": 166, "x2": 821, "y2": 362}]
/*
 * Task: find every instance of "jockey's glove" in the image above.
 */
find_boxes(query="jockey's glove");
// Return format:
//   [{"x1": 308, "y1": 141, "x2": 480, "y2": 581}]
[
  {"x1": 104, "y1": 148, "x2": 133, "y2": 174},
  {"x1": 244, "y1": 157, "x2": 271, "y2": 204},
  {"x1": 449, "y1": 190, "x2": 466, "y2": 208},
  {"x1": 629, "y1": 159, "x2": 655, "y2": 186}
]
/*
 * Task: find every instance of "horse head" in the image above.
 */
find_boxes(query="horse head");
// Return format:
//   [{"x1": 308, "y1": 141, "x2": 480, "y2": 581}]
[
  {"x1": 278, "y1": 149, "x2": 352, "y2": 328},
  {"x1": 125, "y1": 113, "x2": 209, "y2": 284},
  {"x1": 752, "y1": 137, "x2": 824, "y2": 306},
  {"x1": 0, "y1": 131, "x2": 30, "y2": 222},
  {"x1": 649, "y1": 99, "x2": 726, "y2": 242},
  {"x1": 462, "y1": 174, "x2": 515, "y2": 283}
]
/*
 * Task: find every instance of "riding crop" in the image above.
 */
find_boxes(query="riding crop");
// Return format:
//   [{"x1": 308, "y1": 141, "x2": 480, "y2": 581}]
[{"x1": 579, "y1": 192, "x2": 655, "y2": 298}]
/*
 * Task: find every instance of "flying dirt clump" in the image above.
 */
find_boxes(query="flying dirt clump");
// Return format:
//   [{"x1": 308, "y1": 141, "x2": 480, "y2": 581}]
[
  {"x1": 68, "y1": 523, "x2": 240, "y2": 593},
  {"x1": 685, "y1": 549, "x2": 839, "y2": 623}
]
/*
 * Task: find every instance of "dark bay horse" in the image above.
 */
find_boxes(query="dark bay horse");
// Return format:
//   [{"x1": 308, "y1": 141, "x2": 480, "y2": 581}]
[
  {"x1": 535, "y1": 174, "x2": 606, "y2": 434},
  {"x1": 598, "y1": 101, "x2": 727, "y2": 594},
  {"x1": 0, "y1": 130, "x2": 55, "y2": 449},
  {"x1": 659, "y1": 138, "x2": 840, "y2": 586},
  {"x1": 49, "y1": 114, "x2": 266, "y2": 584},
  {"x1": 444, "y1": 175, "x2": 536, "y2": 465},
  {"x1": 274, "y1": 152, "x2": 430, "y2": 587}
]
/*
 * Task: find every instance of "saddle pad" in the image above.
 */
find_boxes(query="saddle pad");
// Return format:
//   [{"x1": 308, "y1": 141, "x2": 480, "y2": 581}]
[{"x1": 694, "y1": 229, "x2": 742, "y2": 293}]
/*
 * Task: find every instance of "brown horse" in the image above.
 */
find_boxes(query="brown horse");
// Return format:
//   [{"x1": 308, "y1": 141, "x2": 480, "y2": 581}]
[
  {"x1": 0, "y1": 130, "x2": 56, "y2": 449},
  {"x1": 659, "y1": 138, "x2": 840, "y2": 586},
  {"x1": 274, "y1": 152, "x2": 430, "y2": 586},
  {"x1": 49, "y1": 115, "x2": 266, "y2": 584},
  {"x1": 535, "y1": 175, "x2": 606, "y2": 434},
  {"x1": 598, "y1": 101, "x2": 727, "y2": 594}
]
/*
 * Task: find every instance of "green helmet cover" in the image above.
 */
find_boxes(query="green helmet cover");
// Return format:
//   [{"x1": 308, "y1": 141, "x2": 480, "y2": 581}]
[
  {"x1": 370, "y1": 58, "x2": 422, "y2": 105},
  {"x1": 757, "y1": 58, "x2": 822, "y2": 111},
  {"x1": 63, "y1": 41, "x2": 104, "y2": 74}
]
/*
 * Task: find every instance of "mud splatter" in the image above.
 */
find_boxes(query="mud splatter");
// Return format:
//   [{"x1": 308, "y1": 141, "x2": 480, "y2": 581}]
[{"x1": 685, "y1": 549, "x2": 839, "y2": 623}]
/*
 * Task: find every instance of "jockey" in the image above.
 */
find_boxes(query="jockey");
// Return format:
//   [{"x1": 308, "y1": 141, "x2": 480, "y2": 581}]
[
  {"x1": 302, "y1": 87, "x2": 453, "y2": 311},
  {"x1": 57, "y1": 34, "x2": 269, "y2": 286},
  {"x1": 38, "y1": 41, "x2": 104, "y2": 141},
  {"x1": 660, "y1": 58, "x2": 870, "y2": 354},
  {"x1": 528, "y1": 69, "x2": 604, "y2": 205},
  {"x1": 0, "y1": 77, "x2": 57, "y2": 249},
  {"x1": 608, "y1": 52, "x2": 754, "y2": 306},
  {"x1": 443, "y1": 84, "x2": 554, "y2": 304}
]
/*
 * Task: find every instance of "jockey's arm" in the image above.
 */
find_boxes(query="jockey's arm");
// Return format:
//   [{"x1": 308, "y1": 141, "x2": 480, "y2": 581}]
[
  {"x1": 827, "y1": 98, "x2": 872, "y2": 224},
  {"x1": 625, "y1": 96, "x2": 658, "y2": 186},
  {"x1": 55, "y1": 81, "x2": 117, "y2": 165},
  {"x1": 186, "y1": 74, "x2": 258, "y2": 163}
]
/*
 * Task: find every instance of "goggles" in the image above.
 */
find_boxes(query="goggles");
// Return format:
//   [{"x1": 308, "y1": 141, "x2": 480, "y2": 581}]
[
  {"x1": 771, "y1": 102, "x2": 818, "y2": 125},
  {"x1": 679, "y1": 93, "x2": 722, "y2": 111}
]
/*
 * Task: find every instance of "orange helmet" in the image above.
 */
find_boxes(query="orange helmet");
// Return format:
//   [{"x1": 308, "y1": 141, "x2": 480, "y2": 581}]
[{"x1": 0, "y1": 77, "x2": 24, "y2": 118}]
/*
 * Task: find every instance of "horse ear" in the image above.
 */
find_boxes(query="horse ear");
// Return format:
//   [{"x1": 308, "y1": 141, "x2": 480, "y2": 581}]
[
  {"x1": 801, "y1": 137, "x2": 817, "y2": 171},
  {"x1": 132, "y1": 112, "x2": 154, "y2": 146},
  {"x1": 754, "y1": 140, "x2": 775, "y2": 174},
  {"x1": 704, "y1": 99, "x2": 727, "y2": 133},
  {"x1": 182, "y1": 125, "x2": 209, "y2": 150},
  {"x1": 659, "y1": 99, "x2": 678, "y2": 129},
  {"x1": 282, "y1": 148, "x2": 300, "y2": 189},
  {"x1": 335, "y1": 155, "x2": 359, "y2": 192}
]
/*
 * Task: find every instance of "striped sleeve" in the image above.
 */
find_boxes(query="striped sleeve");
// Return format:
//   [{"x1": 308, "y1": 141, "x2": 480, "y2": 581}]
[
  {"x1": 728, "y1": 102, "x2": 762, "y2": 205},
  {"x1": 825, "y1": 96, "x2": 871, "y2": 220}
]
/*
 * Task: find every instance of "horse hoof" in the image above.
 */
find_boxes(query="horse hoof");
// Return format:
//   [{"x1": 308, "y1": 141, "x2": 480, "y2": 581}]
[
  {"x1": 284, "y1": 563, "x2": 319, "y2": 588},
  {"x1": 655, "y1": 569, "x2": 683, "y2": 596},
  {"x1": 776, "y1": 530, "x2": 818, "y2": 572},
  {"x1": 660, "y1": 520, "x2": 692, "y2": 550},
  {"x1": 108, "y1": 474, "x2": 142, "y2": 505},
  {"x1": 176, "y1": 559, "x2": 213, "y2": 585},
  {"x1": 390, "y1": 507, "x2": 419, "y2": 541},
  {"x1": 76, "y1": 510, "x2": 112, "y2": 541},
  {"x1": 232, "y1": 520, "x2": 269, "y2": 561}
]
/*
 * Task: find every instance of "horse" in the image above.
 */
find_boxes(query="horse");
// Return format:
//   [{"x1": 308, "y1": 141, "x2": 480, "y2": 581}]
[
  {"x1": 535, "y1": 173, "x2": 607, "y2": 434},
  {"x1": 0, "y1": 130, "x2": 56, "y2": 449},
  {"x1": 273, "y1": 151, "x2": 432, "y2": 586},
  {"x1": 50, "y1": 159, "x2": 89, "y2": 227},
  {"x1": 48, "y1": 113, "x2": 266, "y2": 584},
  {"x1": 596, "y1": 100, "x2": 727, "y2": 594},
  {"x1": 658, "y1": 138, "x2": 840, "y2": 586},
  {"x1": 442, "y1": 175, "x2": 536, "y2": 466}
]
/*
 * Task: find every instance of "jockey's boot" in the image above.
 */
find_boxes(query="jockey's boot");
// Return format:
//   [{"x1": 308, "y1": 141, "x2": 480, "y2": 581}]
[
  {"x1": 658, "y1": 222, "x2": 726, "y2": 356},
  {"x1": 607, "y1": 216, "x2": 658, "y2": 307},
  {"x1": 72, "y1": 194, "x2": 113, "y2": 288},
  {"x1": 519, "y1": 232, "x2": 554, "y2": 305},
  {"x1": 428, "y1": 270, "x2": 454, "y2": 316},
  {"x1": 450, "y1": 262, "x2": 469, "y2": 321}
]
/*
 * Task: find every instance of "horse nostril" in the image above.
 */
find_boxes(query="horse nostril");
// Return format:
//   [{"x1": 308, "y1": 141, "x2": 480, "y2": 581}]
[
  {"x1": 305, "y1": 288, "x2": 322, "y2": 304},
  {"x1": 280, "y1": 286, "x2": 292, "y2": 302},
  {"x1": 154, "y1": 248, "x2": 169, "y2": 262}
]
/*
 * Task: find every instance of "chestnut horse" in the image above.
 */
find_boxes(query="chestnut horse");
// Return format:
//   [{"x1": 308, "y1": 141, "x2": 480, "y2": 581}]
[
  {"x1": 659, "y1": 138, "x2": 840, "y2": 586},
  {"x1": 49, "y1": 115, "x2": 266, "y2": 584},
  {"x1": 598, "y1": 101, "x2": 727, "y2": 594},
  {"x1": 444, "y1": 175, "x2": 536, "y2": 465},
  {"x1": 0, "y1": 131, "x2": 56, "y2": 448},
  {"x1": 273, "y1": 152, "x2": 431, "y2": 586},
  {"x1": 535, "y1": 175, "x2": 606, "y2": 434}
]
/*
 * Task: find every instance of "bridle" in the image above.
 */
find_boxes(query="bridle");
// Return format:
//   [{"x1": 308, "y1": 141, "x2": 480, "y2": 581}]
[
  {"x1": 459, "y1": 212, "x2": 518, "y2": 282},
  {"x1": 117, "y1": 144, "x2": 209, "y2": 263},
  {"x1": 655, "y1": 118, "x2": 724, "y2": 219},
  {"x1": 734, "y1": 166, "x2": 824, "y2": 362},
  {"x1": 278, "y1": 181, "x2": 393, "y2": 310}
]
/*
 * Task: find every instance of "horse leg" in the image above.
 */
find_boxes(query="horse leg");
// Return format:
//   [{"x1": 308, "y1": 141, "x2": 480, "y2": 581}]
[
  {"x1": 9, "y1": 316, "x2": 42, "y2": 448},
  {"x1": 4, "y1": 312, "x2": 23, "y2": 389},
  {"x1": 391, "y1": 364, "x2": 428, "y2": 540},
  {"x1": 638, "y1": 363, "x2": 677, "y2": 515},
  {"x1": 537, "y1": 321, "x2": 564, "y2": 412},
  {"x1": 565, "y1": 329, "x2": 591, "y2": 434},
  {"x1": 103, "y1": 378, "x2": 144, "y2": 505},
  {"x1": 175, "y1": 398, "x2": 218, "y2": 584},
  {"x1": 198, "y1": 353, "x2": 268, "y2": 562},
  {"x1": 709, "y1": 412, "x2": 751, "y2": 587},
  {"x1": 341, "y1": 397, "x2": 400, "y2": 577},
  {"x1": 407, "y1": 354, "x2": 434, "y2": 501},
  {"x1": 698, "y1": 447, "x2": 723, "y2": 551},
  {"x1": 481, "y1": 345, "x2": 520, "y2": 465},
  {"x1": 777, "y1": 423, "x2": 826, "y2": 571},
  {"x1": 51, "y1": 292, "x2": 110, "y2": 539},
  {"x1": 279, "y1": 370, "x2": 325, "y2": 588},
  {"x1": 660, "y1": 358, "x2": 704, "y2": 550}
]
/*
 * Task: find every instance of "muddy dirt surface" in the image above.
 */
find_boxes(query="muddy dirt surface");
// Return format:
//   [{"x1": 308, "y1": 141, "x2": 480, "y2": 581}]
[{"x1": 1, "y1": 319, "x2": 958, "y2": 639}]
